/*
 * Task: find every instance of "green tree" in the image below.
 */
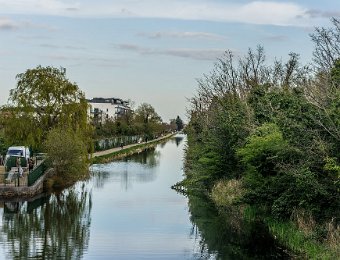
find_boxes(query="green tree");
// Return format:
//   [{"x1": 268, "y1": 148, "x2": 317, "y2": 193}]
[
  {"x1": 44, "y1": 127, "x2": 89, "y2": 185},
  {"x1": 2, "y1": 66, "x2": 92, "y2": 151},
  {"x1": 175, "y1": 115, "x2": 184, "y2": 131},
  {"x1": 134, "y1": 103, "x2": 163, "y2": 139}
]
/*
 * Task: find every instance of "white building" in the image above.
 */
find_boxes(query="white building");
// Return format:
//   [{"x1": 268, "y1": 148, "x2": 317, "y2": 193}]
[{"x1": 87, "y1": 97, "x2": 131, "y2": 125}]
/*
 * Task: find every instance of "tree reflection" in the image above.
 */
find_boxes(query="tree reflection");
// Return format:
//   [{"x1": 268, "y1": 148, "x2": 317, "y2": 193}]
[
  {"x1": 124, "y1": 147, "x2": 160, "y2": 167},
  {"x1": 90, "y1": 147, "x2": 161, "y2": 191},
  {"x1": 174, "y1": 135, "x2": 184, "y2": 147},
  {"x1": 90, "y1": 170, "x2": 111, "y2": 189},
  {"x1": 187, "y1": 194, "x2": 290, "y2": 259},
  {"x1": 0, "y1": 183, "x2": 92, "y2": 259}
]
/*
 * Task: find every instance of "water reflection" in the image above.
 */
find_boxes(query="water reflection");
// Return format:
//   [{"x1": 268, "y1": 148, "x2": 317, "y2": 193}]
[
  {"x1": 123, "y1": 147, "x2": 161, "y2": 167},
  {"x1": 173, "y1": 135, "x2": 185, "y2": 147},
  {"x1": 0, "y1": 183, "x2": 92, "y2": 259},
  {"x1": 90, "y1": 146, "x2": 161, "y2": 191},
  {"x1": 186, "y1": 194, "x2": 290, "y2": 259}
]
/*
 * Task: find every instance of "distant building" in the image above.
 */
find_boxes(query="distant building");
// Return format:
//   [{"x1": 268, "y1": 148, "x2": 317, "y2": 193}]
[{"x1": 87, "y1": 97, "x2": 131, "y2": 125}]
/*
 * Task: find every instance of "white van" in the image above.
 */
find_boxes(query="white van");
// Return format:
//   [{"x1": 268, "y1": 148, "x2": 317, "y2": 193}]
[{"x1": 5, "y1": 146, "x2": 30, "y2": 163}]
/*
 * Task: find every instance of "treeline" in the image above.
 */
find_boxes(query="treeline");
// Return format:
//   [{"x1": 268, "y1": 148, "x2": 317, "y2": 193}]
[
  {"x1": 93, "y1": 104, "x2": 183, "y2": 140},
  {"x1": 183, "y1": 18, "x2": 339, "y2": 255}
]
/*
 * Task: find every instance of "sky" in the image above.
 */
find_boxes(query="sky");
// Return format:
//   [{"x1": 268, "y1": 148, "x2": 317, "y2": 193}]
[{"x1": 0, "y1": 1, "x2": 339, "y2": 122}]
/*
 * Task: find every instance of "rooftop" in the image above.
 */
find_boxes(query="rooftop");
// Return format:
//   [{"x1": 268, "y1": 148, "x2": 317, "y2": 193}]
[{"x1": 87, "y1": 97, "x2": 129, "y2": 105}]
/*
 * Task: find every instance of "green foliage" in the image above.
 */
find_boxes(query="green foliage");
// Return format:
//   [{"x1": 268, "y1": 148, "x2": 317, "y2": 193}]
[
  {"x1": 184, "y1": 30, "x2": 339, "y2": 221},
  {"x1": 330, "y1": 59, "x2": 340, "y2": 87},
  {"x1": 266, "y1": 217, "x2": 338, "y2": 259},
  {"x1": 237, "y1": 123, "x2": 291, "y2": 177},
  {"x1": 2, "y1": 66, "x2": 92, "y2": 152},
  {"x1": 183, "y1": 19, "x2": 340, "y2": 256},
  {"x1": 175, "y1": 115, "x2": 184, "y2": 131},
  {"x1": 0, "y1": 133, "x2": 7, "y2": 156},
  {"x1": 44, "y1": 128, "x2": 89, "y2": 185},
  {"x1": 94, "y1": 103, "x2": 166, "y2": 141},
  {"x1": 324, "y1": 157, "x2": 340, "y2": 178},
  {"x1": 184, "y1": 92, "x2": 252, "y2": 190},
  {"x1": 134, "y1": 103, "x2": 163, "y2": 139}
]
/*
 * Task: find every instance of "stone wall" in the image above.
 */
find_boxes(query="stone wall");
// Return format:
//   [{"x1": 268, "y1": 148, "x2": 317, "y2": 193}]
[{"x1": 0, "y1": 169, "x2": 54, "y2": 199}]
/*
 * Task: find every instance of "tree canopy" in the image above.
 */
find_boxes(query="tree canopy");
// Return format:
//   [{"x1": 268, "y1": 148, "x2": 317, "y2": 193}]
[{"x1": 1, "y1": 65, "x2": 91, "y2": 151}]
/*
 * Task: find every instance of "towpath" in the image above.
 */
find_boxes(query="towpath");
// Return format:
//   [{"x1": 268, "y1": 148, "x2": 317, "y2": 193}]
[{"x1": 92, "y1": 133, "x2": 175, "y2": 158}]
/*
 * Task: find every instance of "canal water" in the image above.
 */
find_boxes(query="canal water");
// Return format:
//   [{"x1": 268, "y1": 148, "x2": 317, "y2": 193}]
[{"x1": 0, "y1": 135, "x2": 289, "y2": 259}]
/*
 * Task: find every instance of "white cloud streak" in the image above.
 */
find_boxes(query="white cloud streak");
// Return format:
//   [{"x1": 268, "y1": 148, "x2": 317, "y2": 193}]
[
  {"x1": 0, "y1": 17, "x2": 18, "y2": 30},
  {"x1": 138, "y1": 31, "x2": 228, "y2": 41},
  {"x1": 115, "y1": 43, "x2": 226, "y2": 61},
  {"x1": 0, "y1": 16, "x2": 57, "y2": 31},
  {"x1": 0, "y1": 0, "x2": 318, "y2": 26}
]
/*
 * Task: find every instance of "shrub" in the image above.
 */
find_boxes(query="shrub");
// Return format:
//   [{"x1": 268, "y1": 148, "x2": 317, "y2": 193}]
[{"x1": 44, "y1": 128, "x2": 89, "y2": 185}]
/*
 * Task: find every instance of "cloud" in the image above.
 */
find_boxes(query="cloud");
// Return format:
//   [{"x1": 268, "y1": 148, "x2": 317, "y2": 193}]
[
  {"x1": 0, "y1": 17, "x2": 57, "y2": 32},
  {"x1": 0, "y1": 1, "x2": 314, "y2": 26},
  {"x1": 138, "y1": 31, "x2": 228, "y2": 41},
  {"x1": 115, "y1": 43, "x2": 226, "y2": 61},
  {"x1": 303, "y1": 9, "x2": 340, "y2": 19},
  {"x1": 0, "y1": 0, "x2": 79, "y2": 15},
  {"x1": 263, "y1": 35, "x2": 289, "y2": 42},
  {"x1": 42, "y1": 53, "x2": 125, "y2": 67},
  {"x1": 159, "y1": 48, "x2": 226, "y2": 60},
  {"x1": 0, "y1": 17, "x2": 18, "y2": 30},
  {"x1": 40, "y1": 43, "x2": 86, "y2": 50}
]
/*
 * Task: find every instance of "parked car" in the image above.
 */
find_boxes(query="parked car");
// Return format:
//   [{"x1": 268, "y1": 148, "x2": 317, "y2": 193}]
[{"x1": 4, "y1": 146, "x2": 30, "y2": 164}]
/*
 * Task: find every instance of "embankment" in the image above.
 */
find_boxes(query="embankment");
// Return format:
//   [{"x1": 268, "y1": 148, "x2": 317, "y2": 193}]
[{"x1": 91, "y1": 133, "x2": 176, "y2": 164}]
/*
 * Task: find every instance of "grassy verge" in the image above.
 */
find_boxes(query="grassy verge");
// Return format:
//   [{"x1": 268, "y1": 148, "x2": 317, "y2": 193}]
[
  {"x1": 91, "y1": 134, "x2": 175, "y2": 164},
  {"x1": 209, "y1": 179, "x2": 339, "y2": 259}
]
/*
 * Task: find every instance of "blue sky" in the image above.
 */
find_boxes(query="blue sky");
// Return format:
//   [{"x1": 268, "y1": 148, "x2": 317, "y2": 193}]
[{"x1": 0, "y1": 1, "x2": 339, "y2": 121}]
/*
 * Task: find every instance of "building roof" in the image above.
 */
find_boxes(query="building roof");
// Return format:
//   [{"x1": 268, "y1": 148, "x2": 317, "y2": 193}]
[{"x1": 87, "y1": 97, "x2": 129, "y2": 105}]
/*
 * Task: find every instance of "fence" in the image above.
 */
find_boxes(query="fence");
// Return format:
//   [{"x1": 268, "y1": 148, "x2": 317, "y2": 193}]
[
  {"x1": 94, "y1": 135, "x2": 144, "y2": 151},
  {"x1": 28, "y1": 159, "x2": 49, "y2": 186}
]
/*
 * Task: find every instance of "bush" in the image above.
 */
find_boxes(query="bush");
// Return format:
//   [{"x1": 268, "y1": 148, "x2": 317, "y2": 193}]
[{"x1": 44, "y1": 128, "x2": 89, "y2": 185}]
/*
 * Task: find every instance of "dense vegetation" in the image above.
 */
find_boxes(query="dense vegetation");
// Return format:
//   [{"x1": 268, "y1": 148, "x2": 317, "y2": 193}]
[
  {"x1": 0, "y1": 66, "x2": 92, "y2": 185},
  {"x1": 93, "y1": 103, "x2": 183, "y2": 140},
  {"x1": 182, "y1": 18, "x2": 339, "y2": 257}
]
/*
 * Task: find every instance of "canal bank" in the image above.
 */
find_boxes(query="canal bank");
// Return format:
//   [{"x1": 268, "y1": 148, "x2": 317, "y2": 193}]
[
  {"x1": 91, "y1": 133, "x2": 176, "y2": 164},
  {"x1": 0, "y1": 157, "x2": 51, "y2": 199}
]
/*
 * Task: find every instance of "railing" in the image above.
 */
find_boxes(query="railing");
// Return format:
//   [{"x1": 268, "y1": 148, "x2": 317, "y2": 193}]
[
  {"x1": 95, "y1": 135, "x2": 144, "y2": 151},
  {"x1": 0, "y1": 171, "x2": 26, "y2": 187},
  {"x1": 28, "y1": 159, "x2": 49, "y2": 186}
]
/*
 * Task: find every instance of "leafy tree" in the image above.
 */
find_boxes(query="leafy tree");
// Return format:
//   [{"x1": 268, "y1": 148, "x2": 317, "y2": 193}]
[
  {"x1": 44, "y1": 127, "x2": 89, "y2": 185},
  {"x1": 175, "y1": 115, "x2": 184, "y2": 131},
  {"x1": 2, "y1": 66, "x2": 92, "y2": 151},
  {"x1": 134, "y1": 103, "x2": 163, "y2": 139}
]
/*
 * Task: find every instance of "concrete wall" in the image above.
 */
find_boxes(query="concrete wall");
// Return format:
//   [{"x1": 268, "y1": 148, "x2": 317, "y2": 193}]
[{"x1": 0, "y1": 169, "x2": 53, "y2": 199}]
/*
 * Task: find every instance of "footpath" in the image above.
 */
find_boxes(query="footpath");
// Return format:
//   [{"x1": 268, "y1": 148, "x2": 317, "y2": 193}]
[{"x1": 92, "y1": 133, "x2": 175, "y2": 158}]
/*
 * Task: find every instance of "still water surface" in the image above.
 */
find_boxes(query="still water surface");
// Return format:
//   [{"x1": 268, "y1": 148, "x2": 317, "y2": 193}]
[{"x1": 0, "y1": 135, "x2": 288, "y2": 259}]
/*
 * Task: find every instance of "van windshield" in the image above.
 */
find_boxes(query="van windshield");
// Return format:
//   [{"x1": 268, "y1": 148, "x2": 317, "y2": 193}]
[{"x1": 7, "y1": 150, "x2": 23, "y2": 156}]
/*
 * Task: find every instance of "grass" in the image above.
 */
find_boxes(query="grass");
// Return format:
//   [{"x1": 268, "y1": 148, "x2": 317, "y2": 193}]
[
  {"x1": 211, "y1": 179, "x2": 244, "y2": 207},
  {"x1": 265, "y1": 217, "x2": 338, "y2": 259},
  {"x1": 209, "y1": 178, "x2": 339, "y2": 259}
]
